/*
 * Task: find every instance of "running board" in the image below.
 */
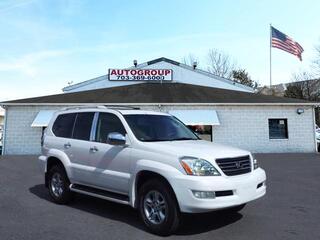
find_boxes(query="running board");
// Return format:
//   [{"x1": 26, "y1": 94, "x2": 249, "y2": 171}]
[{"x1": 70, "y1": 184, "x2": 130, "y2": 205}]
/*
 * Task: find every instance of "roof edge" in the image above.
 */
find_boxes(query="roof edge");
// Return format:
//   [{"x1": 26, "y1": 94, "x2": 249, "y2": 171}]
[
  {"x1": 145, "y1": 57, "x2": 254, "y2": 92},
  {"x1": 62, "y1": 75, "x2": 107, "y2": 92},
  {"x1": 1, "y1": 102, "x2": 318, "y2": 106}
]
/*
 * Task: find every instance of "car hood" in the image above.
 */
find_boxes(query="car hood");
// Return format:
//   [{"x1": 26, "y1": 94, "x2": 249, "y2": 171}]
[{"x1": 141, "y1": 140, "x2": 251, "y2": 162}]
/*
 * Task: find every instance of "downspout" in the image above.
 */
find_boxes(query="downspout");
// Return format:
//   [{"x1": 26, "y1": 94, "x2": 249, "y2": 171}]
[
  {"x1": 1, "y1": 105, "x2": 7, "y2": 155},
  {"x1": 312, "y1": 106, "x2": 318, "y2": 153}
]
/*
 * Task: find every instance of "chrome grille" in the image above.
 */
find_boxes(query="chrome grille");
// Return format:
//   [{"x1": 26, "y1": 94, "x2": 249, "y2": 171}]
[{"x1": 216, "y1": 155, "x2": 251, "y2": 176}]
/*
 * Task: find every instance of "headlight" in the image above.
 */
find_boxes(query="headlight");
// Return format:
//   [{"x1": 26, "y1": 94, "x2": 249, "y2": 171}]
[{"x1": 180, "y1": 157, "x2": 220, "y2": 176}]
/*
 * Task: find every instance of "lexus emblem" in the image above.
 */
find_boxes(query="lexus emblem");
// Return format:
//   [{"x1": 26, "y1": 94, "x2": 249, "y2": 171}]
[{"x1": 235, "y1": 162, "x2": 241, "y2": 169}]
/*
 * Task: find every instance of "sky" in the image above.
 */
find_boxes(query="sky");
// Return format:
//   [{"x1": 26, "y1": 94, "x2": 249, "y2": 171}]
[{"x1": 0, "y1": 0, "x2": 320, "y2": 101}]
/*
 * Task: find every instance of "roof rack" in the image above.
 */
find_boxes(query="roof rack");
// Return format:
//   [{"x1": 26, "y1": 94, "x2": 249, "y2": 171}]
[
  {"x1": 61, "y1": 105, "x2": 140, "y2": 111},
  {"x1": 61, "y1": 105, "x2": 107, "y2": 111},
  {"x1": 103, "y1": 105, "x2": 140, "y2": 110}
]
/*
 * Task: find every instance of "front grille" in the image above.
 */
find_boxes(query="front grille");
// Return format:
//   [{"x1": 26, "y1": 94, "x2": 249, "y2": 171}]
[{"x1": 216, "y1": 155, "x2": 251, "y2": 176}]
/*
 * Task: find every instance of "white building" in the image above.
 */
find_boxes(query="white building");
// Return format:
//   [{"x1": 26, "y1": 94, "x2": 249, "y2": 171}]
[
  {"x1": 0, "y1": 107, "x2": 4, "y2": 126},
  {"x1": 1, "y1": 57, "x2": 318, "y2": 154},
  {"x1": 62, "y1": 57, "x2": 253, "y2": 93}
]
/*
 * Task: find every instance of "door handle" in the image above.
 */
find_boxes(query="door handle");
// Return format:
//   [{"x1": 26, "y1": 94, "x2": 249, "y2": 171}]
[
  {"x1": 89, "y1": 146, "x2": 99, "y2": 153},
  {"x1": 64, "y1": 142, "x2": 71, "y2": 149}
]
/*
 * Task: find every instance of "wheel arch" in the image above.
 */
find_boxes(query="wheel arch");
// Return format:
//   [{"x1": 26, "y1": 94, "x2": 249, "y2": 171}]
[
  {"x1": 45, "y1": 150, "x2": 71, "y2": 187},
  {"x1": 133, "y1": 169, "x2": 180, "y2": 210}
]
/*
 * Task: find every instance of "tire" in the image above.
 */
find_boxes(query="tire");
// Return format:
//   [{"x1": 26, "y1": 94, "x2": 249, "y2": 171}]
[
  {"x1": 138, "y1": 179, "x2": 180, "y2": 236},
  {"x1": 47, "y1": 165, "x2": 73, "y2": 204},
  {"x1": 224, "y1": 204, "x2": 246, "y2": 213}
]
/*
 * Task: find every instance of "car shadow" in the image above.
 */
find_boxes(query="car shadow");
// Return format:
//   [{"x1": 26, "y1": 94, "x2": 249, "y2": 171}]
[
  {"x1": 29, "y1": 184, "x2": 243, "y2": 236},
  {"x1": 177, "y1": 211, "x2": 242, "y2": 235}
]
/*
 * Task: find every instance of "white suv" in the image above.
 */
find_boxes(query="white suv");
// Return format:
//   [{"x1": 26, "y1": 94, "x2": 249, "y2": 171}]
[{"x1": 39, "y1": 106, "x2": 266, "y2": 235}]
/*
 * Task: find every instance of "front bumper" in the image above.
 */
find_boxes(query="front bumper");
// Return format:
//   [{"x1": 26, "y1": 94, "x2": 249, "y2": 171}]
[{"x1": 171, "y1": 168, "x2": 266, "y2": 213}]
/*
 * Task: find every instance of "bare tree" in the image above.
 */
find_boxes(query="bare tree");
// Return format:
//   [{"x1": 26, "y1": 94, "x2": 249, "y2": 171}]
[
  {"x1": 182, "y1": 54, "x2": 199, "y2": 67},
  {"x1": 286, "y1": 71, "x2": 320, "y2": 101},
  {"x1": 291, "y1": 71, "x2": 314, "y2": 82},
  {"x1": 312, "y1": 44, "x2": 320, "y2": 76},
  {"x1": 206, "y1": 49, "x2": 236, "y2": 78}
]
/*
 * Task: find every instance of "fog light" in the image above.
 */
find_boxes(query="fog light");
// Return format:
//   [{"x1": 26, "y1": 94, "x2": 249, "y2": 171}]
[{"x1": 192, "y1": 190, "x2": 216, "y2": 199}]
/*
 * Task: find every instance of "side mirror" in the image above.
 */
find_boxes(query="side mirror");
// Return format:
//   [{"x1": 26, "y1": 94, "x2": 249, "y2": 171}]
[{"x1": 106, "y1": 132, "x2": 126, "y2": 146}]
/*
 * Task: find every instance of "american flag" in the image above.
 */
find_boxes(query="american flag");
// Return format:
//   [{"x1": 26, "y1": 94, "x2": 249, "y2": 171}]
[{"x1": 271, "y1": 26, "x2": 304, "y2": 61}]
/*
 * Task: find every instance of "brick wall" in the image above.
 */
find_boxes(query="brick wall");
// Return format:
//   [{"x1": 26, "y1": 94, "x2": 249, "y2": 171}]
[
  {"x1": 3, "y1": 104, "x2": 316, "y2": 154},
  {"x1": 162, "y1": 105, "x2": 316, "y2": 153},
  {"x1": 3, "y1": 106, "x2": 68, "y2": 155}
]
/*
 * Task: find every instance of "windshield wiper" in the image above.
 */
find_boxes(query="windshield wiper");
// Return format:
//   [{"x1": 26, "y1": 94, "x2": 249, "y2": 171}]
[
  {"x1": 141, "y1": 139, "x2": 172, "y2": 142},
  {"x1": 170, "y1": 137, "x2": 197, "y2": 141}
]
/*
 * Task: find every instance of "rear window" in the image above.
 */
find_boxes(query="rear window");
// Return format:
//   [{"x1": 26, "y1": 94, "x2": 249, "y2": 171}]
[
  {"x1": 72, "y1": 112, "x2": 95, "y2": 141},
  {"x1": 52, "y1": 113, "x2": 76, "y2": 138}
]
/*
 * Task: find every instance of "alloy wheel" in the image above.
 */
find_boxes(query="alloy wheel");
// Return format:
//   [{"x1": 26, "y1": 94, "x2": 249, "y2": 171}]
[
  {"x1": 50, "y1": 172, "x2": 64, "y2": 198},
  {"x1": 143, "y1": 190, "x2": 167, "y2": 225}
]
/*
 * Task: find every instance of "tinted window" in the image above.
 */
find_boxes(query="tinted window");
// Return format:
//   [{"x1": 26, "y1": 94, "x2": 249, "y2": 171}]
[
  {"x1": 124, "y1": 114, "x2": 199, "y2": 142},
  {"x1": 72, "y1": 112, "x2": 95, "y2": 141},
  {"x1": 95, "y1": 113, "x2": 126, "y2": 143},
  {"x1": 269, "y1": 119, "x2": 288, "y2": 139},
  {"x1": 52, "y1": 113, "x2": 76, "y2": 138}
]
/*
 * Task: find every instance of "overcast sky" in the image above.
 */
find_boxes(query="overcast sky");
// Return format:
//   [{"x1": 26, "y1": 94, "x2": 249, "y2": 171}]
[{"x1": 0, "y1": 0, "x2": 320, "y2": 101}]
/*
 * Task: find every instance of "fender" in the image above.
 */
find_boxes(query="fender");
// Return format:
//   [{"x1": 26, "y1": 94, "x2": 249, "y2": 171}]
[
  {"x1": 129, "y1": 159, "x2": 183, "y2": 208},
  {"x1": 46, "y1": 148, "x2": 73, "y2": 179}
]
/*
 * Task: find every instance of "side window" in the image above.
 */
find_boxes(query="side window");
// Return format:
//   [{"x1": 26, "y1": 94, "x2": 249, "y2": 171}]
[
  {"x1": 52, "y1": 113, "x2": 76, "y2": 138},
  {"x1": 72, "y1": 112, "x2": 95, "y2": 141},
  {"x1": 95, "y1": 113, "x2": 126, "y2": 143},
  {"x1": 268, "y1": 119, "x2": 288, "y2": 139}
]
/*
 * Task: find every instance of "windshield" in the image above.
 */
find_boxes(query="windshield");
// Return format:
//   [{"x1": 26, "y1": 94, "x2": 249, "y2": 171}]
[{"x1": 124, "y1": 114, "x2": 199, "y2": 142}]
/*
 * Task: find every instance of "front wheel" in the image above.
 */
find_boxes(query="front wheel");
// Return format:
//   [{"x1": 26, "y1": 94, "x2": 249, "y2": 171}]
[
  {"x1": 48, "y1": 165, "x2": 73, "y2": 204},
  {"x1": 138, "y1": 179, "x2": 180, "y2": 236}
]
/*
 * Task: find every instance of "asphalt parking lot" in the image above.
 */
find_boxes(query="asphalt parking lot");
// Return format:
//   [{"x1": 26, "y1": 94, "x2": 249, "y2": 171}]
[{"x1": 0, "y1": 154, "x2": 319, "y2": 240}]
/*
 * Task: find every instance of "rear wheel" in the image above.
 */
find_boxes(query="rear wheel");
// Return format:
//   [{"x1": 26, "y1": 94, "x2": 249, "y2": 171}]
[
  {"x1": 139, "y1": 179, "x2": 180, "y2": 236},
  {"x1": 48, "y1": 165, "x2": 73, "y2": 204}
]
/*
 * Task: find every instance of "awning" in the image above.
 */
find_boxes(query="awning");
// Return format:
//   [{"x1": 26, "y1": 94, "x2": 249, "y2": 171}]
[
  {"x1": 169, "y1": 110, "x2": 220, "y2": 125},
  {"x1": 31, "y1": 110, "x2": 56, "y2": 127}
]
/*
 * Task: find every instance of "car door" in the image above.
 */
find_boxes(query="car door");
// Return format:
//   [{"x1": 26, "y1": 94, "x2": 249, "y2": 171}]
[
  {"x1": 86, "y1": 112, "x2": 131, "y2": 195},
  {"x1": 67, "y1": 111, "x2": 95, "y2": 184},
  {"x1": 50, "y1": 112, "x2": 77, "y2": 177}
]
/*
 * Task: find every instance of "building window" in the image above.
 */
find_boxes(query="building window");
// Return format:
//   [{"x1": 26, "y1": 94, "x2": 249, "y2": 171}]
[
  {"x1": 188, "y1": 125, "x2": 212, "y2": 141},
  {"x1": 268, "y1": 119, "x2": 288, "y2": 139}
]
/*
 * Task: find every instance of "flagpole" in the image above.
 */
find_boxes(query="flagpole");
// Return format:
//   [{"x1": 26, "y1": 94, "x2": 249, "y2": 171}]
[{"x1": 269, "y1": 23, "x2": 272, "y2": 88}]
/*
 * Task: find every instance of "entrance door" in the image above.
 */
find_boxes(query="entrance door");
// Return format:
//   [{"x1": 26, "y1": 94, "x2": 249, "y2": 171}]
[{"x1": 188, "y1": 125, "x2": 213, "y2": 141}]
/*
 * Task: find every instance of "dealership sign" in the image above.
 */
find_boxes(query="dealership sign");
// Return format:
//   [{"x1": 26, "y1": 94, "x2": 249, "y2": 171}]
[{"x1": 108, "y1": 69, "x2": 173, "y2": 81}]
